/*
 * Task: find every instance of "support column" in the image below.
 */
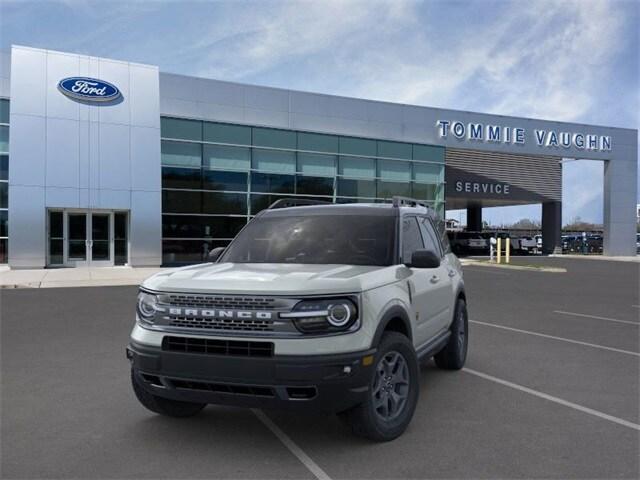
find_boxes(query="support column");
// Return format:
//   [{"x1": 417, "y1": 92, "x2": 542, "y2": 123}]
[
  {"x1": 542, "y1": 201, "x2": 562, "y2": 254},
  {"x1": 603, "y1": 158, "x2": 637, "y2": 256},
  {"x1": 467, "y1": 205, "x2": 482, "y2": 231}
]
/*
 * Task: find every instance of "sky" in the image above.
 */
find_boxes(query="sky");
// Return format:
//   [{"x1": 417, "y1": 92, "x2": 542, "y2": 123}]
[{"x1": 1, "y1": 0, "x2": 638, "y2": 226}]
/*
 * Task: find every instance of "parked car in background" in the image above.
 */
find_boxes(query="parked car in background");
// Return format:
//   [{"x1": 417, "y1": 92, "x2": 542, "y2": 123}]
[
  {"x1": 637, "y1": 233, "x2": 640, "y2": 253},
  {"x1": 448, "y1": 231, "x2": 487, "y2": 255},
  {"x1": 519, "y1": 236, "x2": 537, "y2": 254}
]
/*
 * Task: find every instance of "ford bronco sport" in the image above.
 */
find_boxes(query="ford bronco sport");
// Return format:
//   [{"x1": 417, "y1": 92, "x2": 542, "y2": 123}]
[{"x1": 127, "y1": 197, "x2": 468, "y2": 441}]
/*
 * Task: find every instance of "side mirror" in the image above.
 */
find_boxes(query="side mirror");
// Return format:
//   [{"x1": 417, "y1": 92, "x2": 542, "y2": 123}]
[
  {"x1": 406, "y1": 249, "x2": 440, "y2": 269},
  {"x1": 207, "y1": 246, "x2": 226, "y2": 262}
]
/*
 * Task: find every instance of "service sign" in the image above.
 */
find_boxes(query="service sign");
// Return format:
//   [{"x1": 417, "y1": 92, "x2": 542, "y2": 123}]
[{"x1": 58, "y1": 77, "x2": 121, "y2": 102}]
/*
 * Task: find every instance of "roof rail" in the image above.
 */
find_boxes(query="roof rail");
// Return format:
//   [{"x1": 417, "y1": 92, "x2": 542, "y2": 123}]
[
  {"x1": 267, "y1": 198, "x2": 332, "y2": 210},
  {"x1": 391, "y1": 196, "x2": 432, "y2": 209}
]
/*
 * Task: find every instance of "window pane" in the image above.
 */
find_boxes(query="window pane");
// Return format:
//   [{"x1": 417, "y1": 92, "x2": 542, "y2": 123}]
[
  {"x1": 163, "y1": 239, "x2": 230, "y2": 265},
  {"x1": 161, "y1": 117, "x2": 201, "y2": 141},
  {"x1": 418, "y1": 217, "x2": 441, "y2": 256},
  {"x1": 49, "y1": 239, "x2": 62, "y2": 265},
  {"x1": 297, "y1": 132, "x2": 338, "y2": 153},
  {"x1": 0, "y1": 238, "x2": 6, "y2": 263},
  {"x1": 413, "y1": 163, "x2": 443, "y2": 183},
  {"x1": 0, "y1": 126, "x2": 8, "y2": 154},
  {"x1": 252, "y1": 149, "x2": 296, "y2": 173},
  {"x1": 339, "y1": 137, "x2": 376, "y2": 157},
  {"x1": 162, "y1": 167, "x2": 201, "y2": 189},
  {"x1": 251, "y1": 172, "x2": 294, "y2": 194},
  {"x1": 49, "y1": 211, "x2": 63, "y2": 238},
  {"x1": 413, "y1": 144, "x2": 445, "y2": 163},
  {"x1": 202, "y1": 170, "x2": 247, "y2": 191},
  {"x1": 402, "y1": 217, "x2": 424, "y2": 263},
  {"x1": 161, "y1": 140, "x2": 201, "y2": 167},
  {"x1": 411, "y1": 182, "x2": 438, "y2": 201},
  {"x1": 378, "y1": 160, "x2": 411, "y2": 181},
  {"x1": 203, "y1": 122, "x2": 251, "y2": 145},
  {"x1": 378, "y1": 140, "x2": 412, "y2": 160},
  {"x1": 203, "y1": 144, "x2": 250, "y2": 170},
  {"x1": 163, "y1": 190, "x2": 201, "y2": 213},
  {"x1": 114, "y1": 213, "x2": 128, "y2": 266},
  {"x1": 338, "y1": 156, "x2": 375, "y2": 179},
  {"x1": 377, "y1": 180, "x2": 411, "y2": 198},
  {"x1": 337, "y1": 178, "x2": 376, "y2": 198},
  {"x1": 202, "y1": 192, "x2": 247, "y2": 214},
  {"x1": 296, "y1": 176, "x2": 334, "y2": 196},
  {"x1": 0, "y1": 210, "x2": 7, "y2": 237},
  {"x1": 0, "y1": 99, "x2": 9, "y2": 124},
  {"x1": 0, "y1": 155, "x2": 7, "y2": 181},
  {"x1": 0, "y1": 182, "x2": 6, "y2": 208},
  {"x1": 252, "y1": 127, "x2": 296, "y2": 149},
  {"x1": 163, "y1": 215, "x2": 246, "y2": 238},
  {"x1": 297, "y1": 153, "x2": 336, "y2": 176}
]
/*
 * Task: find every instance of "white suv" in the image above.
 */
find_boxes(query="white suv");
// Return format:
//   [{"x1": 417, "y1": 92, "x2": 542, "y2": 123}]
[{"x1": 127, "y1": 197, "x2": 468, "y2": 441}]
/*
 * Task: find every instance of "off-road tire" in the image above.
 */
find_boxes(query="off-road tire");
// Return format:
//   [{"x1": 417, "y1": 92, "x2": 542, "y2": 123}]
[
  {"x1": 340, "y1": 332, "x2": 419, "y2": 442},
  {"x1": 434, "y1": 298, "x2": 468, "y2": 370},
  {"x1": 131, "y1": 369, "x2": 206, "y2": 417}
]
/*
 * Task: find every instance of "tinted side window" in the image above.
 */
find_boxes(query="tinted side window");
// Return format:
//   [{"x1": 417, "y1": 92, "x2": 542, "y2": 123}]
[
  {"x1": 419, "y1": 217, "x2": 441, "y2": 257},
  {"x1": 402, "y1": 217, "x2": 424, "y2": 263}
]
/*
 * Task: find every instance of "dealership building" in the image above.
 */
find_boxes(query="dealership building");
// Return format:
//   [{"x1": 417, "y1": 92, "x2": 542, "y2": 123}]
[{"x1": 0, "y1": 45, "x2": 636, "y2": 268}]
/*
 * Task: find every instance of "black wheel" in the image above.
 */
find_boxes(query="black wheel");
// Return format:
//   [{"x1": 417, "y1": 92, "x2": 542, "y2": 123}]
[
  {"x1": 131, "y1": 369, "x2": 206, "y2": 418},
  {"x1": 340, "y1": 332, "x2": 419, "y2": 442},
  {"x1": 434, "y1": 298, "x2": 468, "y2": 370}
]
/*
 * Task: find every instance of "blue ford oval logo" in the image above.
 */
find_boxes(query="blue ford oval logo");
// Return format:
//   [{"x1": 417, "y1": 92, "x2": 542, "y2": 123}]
[{"x1": 58, "y1": 77, "x2": 121, "y2": 102}]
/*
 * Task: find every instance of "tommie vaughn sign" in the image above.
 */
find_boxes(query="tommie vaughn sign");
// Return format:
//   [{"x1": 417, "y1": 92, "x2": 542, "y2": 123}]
[
  {"x1": 58, "y1": 77, "x2": 121, "y2": 102},
  {"x1": 436, "y1": 120, "x2": 612, "y2": 152}
]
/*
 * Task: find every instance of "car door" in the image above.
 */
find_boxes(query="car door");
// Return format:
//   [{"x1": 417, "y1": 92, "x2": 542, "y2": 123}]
[
  {"x1": 419, "y1": 216, "x2": 455, "y2": 333},
  {"x1": 401, "y1": 216, "x2": 452, "y2": 347}
]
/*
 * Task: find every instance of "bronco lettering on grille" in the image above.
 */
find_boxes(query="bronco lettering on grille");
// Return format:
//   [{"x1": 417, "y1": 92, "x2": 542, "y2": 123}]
[{"x1": 167, "y1": 308, "x2": 273, "y2": 320}]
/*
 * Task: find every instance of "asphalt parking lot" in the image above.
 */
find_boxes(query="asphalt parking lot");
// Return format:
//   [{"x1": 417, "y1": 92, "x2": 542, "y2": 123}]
[{"x1": 2, "y1": 257, "x2": 639, "y2": 479}]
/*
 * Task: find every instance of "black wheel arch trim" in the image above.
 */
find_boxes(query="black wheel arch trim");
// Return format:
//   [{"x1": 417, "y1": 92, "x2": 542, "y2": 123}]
[{"x1": 371, "y1": 305, "x2": 413, "y2": 348}]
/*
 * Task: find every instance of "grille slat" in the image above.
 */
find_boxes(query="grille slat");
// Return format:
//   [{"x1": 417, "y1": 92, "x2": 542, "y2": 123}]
[
  {"x1": 162, "y1": 336, "x2": 274, "y2": 357},
  {"x1": 169, "y1": 379, "x2": 275, "y2": 397},
  {"x1": 166, "y1": 295, "x2": 278, "y2": 310},
  {"x1": 168, "y1": 316, "x2": 274, "y2": 332}
]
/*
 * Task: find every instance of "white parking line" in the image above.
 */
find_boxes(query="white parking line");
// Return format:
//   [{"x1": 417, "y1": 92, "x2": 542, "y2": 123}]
[
  {"x1": 464, "y1": 368, "x2": 640, "y2": 431},
  {"x1": 470, "y1": 319, "x2": 640, "y2": 357},
  {"x1": 554, "y1": 310, "x2": 640, "y2": 326},
  {"x1": 252, "y1": 409, "x2": 331, "y2": 480}
]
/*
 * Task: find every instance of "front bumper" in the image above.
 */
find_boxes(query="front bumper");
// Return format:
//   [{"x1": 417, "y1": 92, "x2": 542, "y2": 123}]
[{"x1": 127, "y1": 340, "x2": 376, "y2": 414}]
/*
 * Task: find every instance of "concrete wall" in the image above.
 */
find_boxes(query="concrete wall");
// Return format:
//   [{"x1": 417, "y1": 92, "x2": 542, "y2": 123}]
[{"x1": 8, "y1": 46, "x2": 161, "y2": 268}]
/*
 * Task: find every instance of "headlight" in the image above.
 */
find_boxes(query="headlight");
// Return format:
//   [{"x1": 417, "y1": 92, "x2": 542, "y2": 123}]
[
  {"x1": 281, "y1": 297, "x2": 358, "y2": 334},
  {"x1": 136, "y1": 290, "x2": 158, "y2": 324}
]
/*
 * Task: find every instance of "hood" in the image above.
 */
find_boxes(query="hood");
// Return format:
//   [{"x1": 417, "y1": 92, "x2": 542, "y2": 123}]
[{"x1": 142, "y1": 262, "x2": 400, "y2": 295}]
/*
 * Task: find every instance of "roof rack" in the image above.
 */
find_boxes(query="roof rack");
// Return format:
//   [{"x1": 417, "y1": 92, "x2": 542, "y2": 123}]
[
  {"x1": 391, "y1": 196, "x2": 432, "y2": 209},
  {"x1": 267, "y1": 198, "x2": 332, "y2": 210}
]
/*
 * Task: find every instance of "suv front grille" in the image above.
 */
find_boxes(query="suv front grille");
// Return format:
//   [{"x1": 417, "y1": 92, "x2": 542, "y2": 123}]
[
  {"x1": 162, "y1": 336, "x2": 274, "y2": 357},
  {"x1": 168, "y1": 316, "x2": 274, "y2": 332},
  {"x1": 166, "y1": 294, "x2": 278, "y2": 310}
]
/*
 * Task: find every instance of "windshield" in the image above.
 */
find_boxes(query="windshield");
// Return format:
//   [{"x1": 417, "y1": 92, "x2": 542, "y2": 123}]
[{"x1": 220, "y1": 214, "x2": 396, "y2": 266}]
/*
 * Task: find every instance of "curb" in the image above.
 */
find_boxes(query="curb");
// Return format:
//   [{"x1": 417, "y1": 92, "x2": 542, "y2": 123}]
[{"x1": 461, "y1": 260, "x2": 566, "y2": 273}]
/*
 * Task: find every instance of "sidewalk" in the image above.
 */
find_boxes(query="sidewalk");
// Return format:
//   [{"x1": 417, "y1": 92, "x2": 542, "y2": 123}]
[
  {"x1": 549, "y1": 254, "x2": 639, "y2": 263},
  {"x1": 0, "y1": 266, "x2": 163, "y2": 289}
]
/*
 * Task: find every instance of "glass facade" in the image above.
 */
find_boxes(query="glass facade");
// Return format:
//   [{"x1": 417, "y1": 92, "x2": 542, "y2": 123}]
[
  {"x1": 0, "y1": 99, "x2": 8, "y2": 263},
  {"x1": 161, "y1": 116, "x2": 445, "y2": 266}
]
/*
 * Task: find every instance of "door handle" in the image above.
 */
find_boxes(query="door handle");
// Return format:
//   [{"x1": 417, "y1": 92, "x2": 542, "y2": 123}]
[
  {"x1": 430, "y1": 275, "x2": 440, "y2": 284},
  {"x1": 448, "y1": 269, "x2": 456, "y2": 277}
]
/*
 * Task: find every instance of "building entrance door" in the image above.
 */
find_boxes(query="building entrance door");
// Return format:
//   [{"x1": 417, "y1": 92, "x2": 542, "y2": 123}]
[{"x1": 47, "y1": 210, "x2": 129, "y2": 267}]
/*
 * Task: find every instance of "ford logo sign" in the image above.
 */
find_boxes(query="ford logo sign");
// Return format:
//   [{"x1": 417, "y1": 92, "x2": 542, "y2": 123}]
[{"x1": 58, "y1": 77, "x2": 121, "y2": 102}]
